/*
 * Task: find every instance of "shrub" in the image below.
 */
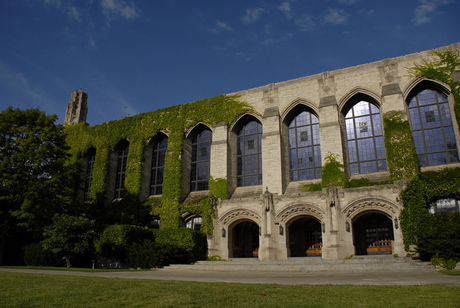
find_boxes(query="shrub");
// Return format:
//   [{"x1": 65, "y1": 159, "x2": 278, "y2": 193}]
[
  {"x1": 22, "y1": 243, "x2": 60, "y2": 267},
  {"x1": 95, "y1": 225, "x2": 155, "y2": 262},
  {"x1": 417, "y1": 213, "x2": 460, "y2": 261},
  {"x1": 126, "y1": 240, "x2": 159, "y2": 269},
  {"x1": 154, "y1": 228, "x2": 207, "y2": 263}
]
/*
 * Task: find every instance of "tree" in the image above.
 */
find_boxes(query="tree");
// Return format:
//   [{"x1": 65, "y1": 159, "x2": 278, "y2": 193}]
[
  {"x1": 42, "y1": 214, "x2": 96, "y2": 268},
  {"x1": 0, "y1": 107, "x2": 77, "y2": 265}
]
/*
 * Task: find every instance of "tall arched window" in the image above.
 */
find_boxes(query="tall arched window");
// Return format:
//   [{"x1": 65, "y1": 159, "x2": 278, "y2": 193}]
[
  {"x1": 150, "y1": 136, "x2": 168, "y2": 196},
  {"x1": 288, "y1": 110, "x2": 322, "y2": 181},
  {"x1": 345, "y1": 100, "x2": 386, "y2": 175},
  {"x1": 408, "y1": 88, "x2": 459, "y2": 167},
  {"x1": 114, "y1": 143, "x2": 129, "y2": 199},
  {"x1": 190, "y1": 129, "x2": 211, "y2": 191},
  {"x1": 237, "y1": 120, "x2": 262, "y2": 187},
  {"x1": 84, "y1": 148, "x2": 96, "y2": 201}
]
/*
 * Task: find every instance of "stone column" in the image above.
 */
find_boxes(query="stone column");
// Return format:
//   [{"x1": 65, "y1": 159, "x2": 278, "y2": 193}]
[{"x1": 261, "y1": 107, "x2": 284, "y2": 195}]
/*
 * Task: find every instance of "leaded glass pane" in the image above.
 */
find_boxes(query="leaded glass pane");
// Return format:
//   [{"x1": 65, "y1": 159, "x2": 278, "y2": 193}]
[
  {"x1": 345, "y1": 100, "x2": 386, "y2": 175},
  {"x1": 408, "y1": 89, "x2": 458, "y2": 167},
  {"x1": 150, "y1": 136, "x2": 168, "y2": 196},
  {"x1": 288, "y1": 110, "x2": 322, "y2": 181},
  {"x1": 191, "y1": 129, "x2": 211, "y2": 191},
  {"x1": 237, "y1": 120, "x2": 262, "y2": 187}
]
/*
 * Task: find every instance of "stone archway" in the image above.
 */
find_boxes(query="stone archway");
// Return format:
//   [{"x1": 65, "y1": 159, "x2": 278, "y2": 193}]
[
  {"x1": 287, "y1": 216, "x2": 322, "y2": 257},
  {"x1": 228, "y1": 220, "x2": 259, "y2": 258},
  {"x1": 352, "y1": 212, "x2": 394, "y2": 255}
]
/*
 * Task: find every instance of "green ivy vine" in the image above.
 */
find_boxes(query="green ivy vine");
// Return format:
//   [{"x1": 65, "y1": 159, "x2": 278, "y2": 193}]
[
  {"x1": 383, "y1": 111, "x2": 420, "y2": 182},
  {"x1": 65, "y1": 94, "x2": 252, "y2": 231}
]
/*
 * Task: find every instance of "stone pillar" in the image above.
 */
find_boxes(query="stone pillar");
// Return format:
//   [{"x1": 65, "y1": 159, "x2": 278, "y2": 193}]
[
  {"x1": 210, "y1": 124, "x2": 229, "y2": 189},
  {"x1": 318, "y1": 96, "x2": 344, "y2": 164},
  {"x1": 65, "y1": 89, "x2": 88, "y2": 125},
  {"x1": 261, "y1": 107, "x2": 283, "y2": 195},
  {"x1": 258, "y1": 188, "x2": 284, "y2": 260},
  {"x1": 321, "y1": 184, "x2": 353, "y2": 259}
]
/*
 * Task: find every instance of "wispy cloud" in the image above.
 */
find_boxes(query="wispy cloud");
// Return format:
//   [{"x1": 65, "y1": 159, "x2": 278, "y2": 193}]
[
  {"x1": 0, "y1": 60, "x2": 54, "y2": 109},
  {"x1": 67, "y1": 6, "x2": 81, "y2": 22},
  {"x1": 43, "y1": 0, "x2": 62, "y2": 8},
  {"x1": 324, "y1": 8, "x2": 349, "y2": 25},
  {"x1": 296, "y1": 14, "x2": 316, "y2": 32},
  {"x1": 208, "y1": 21, "x2": 233, "y2": 34},
  {"x1": 242, "y1": 7, "x2": 265, "y2": 24},
  {"x1": 337, "y1": 0, "x2": 359, "y2": 5},
  {"x1": 413, "y1": 0, "x2": 452, "y2": 25},
  {"x1": 278, "y1": 2, "x2": 291, "y2": 19},
  {"x1": 88, "y1": 36, "x2": 97, "y2": 49},
  {"x1": 100, "y1": 0, "x2": 140, "y2": 21}
]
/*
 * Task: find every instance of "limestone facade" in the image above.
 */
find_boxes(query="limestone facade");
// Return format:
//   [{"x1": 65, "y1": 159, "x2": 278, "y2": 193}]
[
  {"x1": 204, "y1": 43, "x2": 460, "y2": 260},
  {"x1": 76, "y1": 43, "x2": 460, "y2": 260}
]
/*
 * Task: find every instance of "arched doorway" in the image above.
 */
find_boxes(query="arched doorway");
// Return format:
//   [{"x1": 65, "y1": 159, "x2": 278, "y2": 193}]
[
  {"x1": 353, "y1": 212, "x2": 394, "y2": 255},
  {"x1": 288, "y1": 216, "x2": 322, "y2": 257},
  {"x1": 229, "y1": 220, "x2": 259, "y2": 258}
]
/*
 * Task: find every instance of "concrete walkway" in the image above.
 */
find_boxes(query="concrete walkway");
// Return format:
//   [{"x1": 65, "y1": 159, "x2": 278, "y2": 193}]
[{"x1": 1, "y1": 268, "x2": 460, "y2": 286}]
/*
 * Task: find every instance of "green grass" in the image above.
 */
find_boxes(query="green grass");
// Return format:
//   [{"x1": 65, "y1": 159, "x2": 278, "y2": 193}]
[
  {"x1": 1, "y1": 272, "x2": 459, "y2": 307},
  {"x1": 439, "y1": 269, "x2": 460, "y2": 276},
  {"x1": 0, "y1": 266, "x2": 143, "y2": 272}
]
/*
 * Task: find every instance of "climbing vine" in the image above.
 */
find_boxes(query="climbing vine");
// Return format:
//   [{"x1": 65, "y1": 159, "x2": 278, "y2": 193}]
[
  {"x1": 383, "y1": 111, "x2": 419, "y2": 182},
  {"x1": 65, "y1": 94, "x2": 252, "y2": 230},
  {"x1": 399, "y1": 48, "x2": 460, "y2": 255},
  {"x1": 400, "y1": 168, "x2": 460, "y2": 251}
]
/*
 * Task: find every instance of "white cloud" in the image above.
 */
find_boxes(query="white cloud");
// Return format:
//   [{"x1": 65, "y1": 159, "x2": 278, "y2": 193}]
[
  {"x1": 43, "y1": 0, "x2": 62, "y2": 7},
  {"x1": 242, "y1": 7, "x2": 265, "y2": 24},
  {"x1": 278, "y1": 2, "x2": 291, "y2": 19},
  {"x1": 101, "y1": 0, "x2": 140, "y2": 21},
  {"x1": 324, "y1": 8, "x2": 349, "y2": 25},
  {"x1": 413, "y1": 0, "x2": 452, "y2": 25},
  {"x1": 67, "y1": 6, "x2": 81, "y2": 22},
  {"x1": 296, "y1": 14, "x2": 316, "y2": 32},
  {"x1": 88, "y1": 36, "x2": 97, "y2": 49},
  {"x1": 337, "y1": 0, "x2": 359, "y2": 5},
  {"x1": 208, "y1": 21, "x2": 233, "y2": 34}
]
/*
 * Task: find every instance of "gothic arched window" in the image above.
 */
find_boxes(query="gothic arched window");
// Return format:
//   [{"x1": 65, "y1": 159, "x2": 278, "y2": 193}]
[
  {"x1": 345, "y1": 100, "x2": 387, "y2": 175},
  {"x1": 288, "y1": 110, "x2": 322, "y2": 181},
  {"x1": 114, "y1": 142, "x2": 129, "y2": 199},
  {"x1": 408, "y1": 88, "x2": 459, "y2": 167},
  {"x1": 150, "y1": 136, "x2": 168, "y2": 196},
  {"x1": 237, "y1": 120, "x2": 262, "y2": 187},
  {"x1": 190, "y1": 129, "x2": 211, "y2": 191}
]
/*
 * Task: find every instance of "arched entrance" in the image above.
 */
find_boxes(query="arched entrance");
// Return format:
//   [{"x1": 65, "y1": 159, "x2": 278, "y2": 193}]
[
  {"x1": 288, "y1": 216, "x2": 322, "y2": 257},
  {"x1": 229, "y1": 220, "x2": 259, "y2": 258},
  {"x1": 353, "y1": 212, "x2": 394, "y2": 255}
]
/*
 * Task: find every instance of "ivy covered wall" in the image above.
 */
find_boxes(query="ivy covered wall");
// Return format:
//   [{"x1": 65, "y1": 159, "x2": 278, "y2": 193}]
[{"x1": 65, "y1": 95, "x2": 252, "y2": 233}]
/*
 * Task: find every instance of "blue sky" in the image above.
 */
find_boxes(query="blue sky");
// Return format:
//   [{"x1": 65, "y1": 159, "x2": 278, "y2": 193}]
[{"x1": 1, "y1": 0, "x2": 459, "y2": 125}]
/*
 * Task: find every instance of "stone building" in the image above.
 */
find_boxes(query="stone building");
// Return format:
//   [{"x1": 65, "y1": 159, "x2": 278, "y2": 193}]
[{"x1": 67, "y1": 43, "x2": 460, "y2": 261}]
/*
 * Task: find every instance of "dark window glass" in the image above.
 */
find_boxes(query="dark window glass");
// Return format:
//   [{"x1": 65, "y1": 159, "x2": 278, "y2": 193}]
[
  {"x1": 345, "y1": 101, "x2": 387, "y2": 175},
  {"x1": 150, "y1": 136, "x2": 168, "y2": 195},
  {"x1": 191, "y1": 129, "x2": 211, "y2": 191},
  {"x1": 114, "y1": 144, "x2": 129, "y2": 199},
  {"x1": 288, "y1": 111, "x2": 322, "y2": 181},
  {"x1": 237, "y1": 120, "x2": 262, "y2": 187},
  {"x1": 84, "y1": 149, "x2": 96, "y2": 201},
  {"x1": 408, "y1": 89, "x2": 459, "y2": 167}
]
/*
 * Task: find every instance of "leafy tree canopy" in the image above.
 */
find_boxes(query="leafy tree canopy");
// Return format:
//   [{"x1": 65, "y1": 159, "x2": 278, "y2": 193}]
[{"x1": 0, "y1": 107, "x2": 78, "y2": 264}]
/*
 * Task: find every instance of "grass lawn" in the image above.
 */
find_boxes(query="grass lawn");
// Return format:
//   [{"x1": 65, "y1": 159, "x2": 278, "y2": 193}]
[{"x1": 1, "y1": 271, "x2": 459, "y2": 307}]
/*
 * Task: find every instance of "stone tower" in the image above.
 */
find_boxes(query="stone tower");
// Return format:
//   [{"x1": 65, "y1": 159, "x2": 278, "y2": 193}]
[{"x1": 64, "y1": 90, "x2": 88, "y2": 125}]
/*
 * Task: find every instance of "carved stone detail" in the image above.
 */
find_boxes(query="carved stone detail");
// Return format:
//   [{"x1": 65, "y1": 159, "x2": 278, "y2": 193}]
[
  {"x1": 220, "y1": 210, "x2": 260, "y2": 225},
  {"x1": 344, "y1": 200, "x2": 397, "y2": 217},
  {"x1": 278, "y1": 206, "x2": 324, "y2": 222}
]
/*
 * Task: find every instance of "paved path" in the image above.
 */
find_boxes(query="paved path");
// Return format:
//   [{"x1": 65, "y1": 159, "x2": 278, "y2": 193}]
[{"x1": 1, "y1": 268, "x2": 460, "y2": 286}]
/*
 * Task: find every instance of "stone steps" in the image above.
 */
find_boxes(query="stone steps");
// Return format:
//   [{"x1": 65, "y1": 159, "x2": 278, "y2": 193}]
[{"x1": 162, "y1": 256, "x2": 435, "y2": 272}]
